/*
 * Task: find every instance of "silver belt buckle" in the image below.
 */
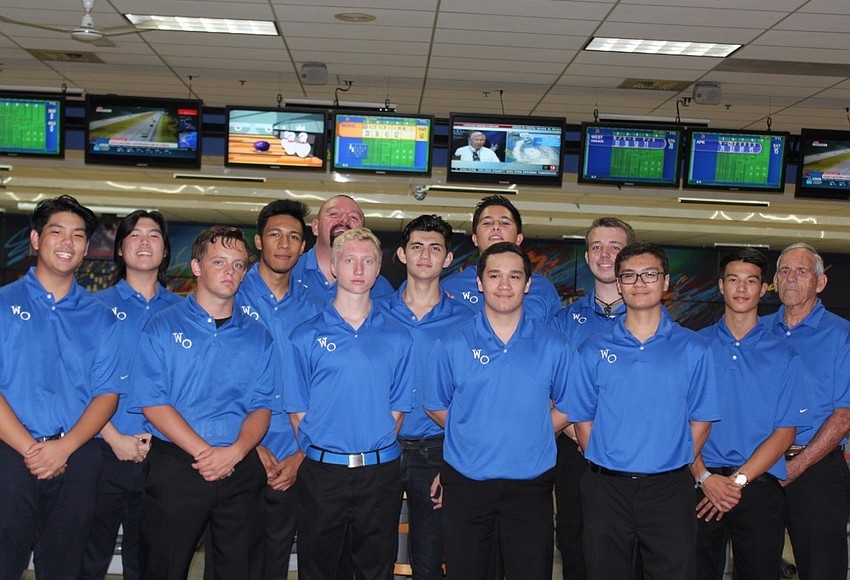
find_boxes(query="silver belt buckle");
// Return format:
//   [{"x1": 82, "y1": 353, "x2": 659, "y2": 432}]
[{"x1": 348, "y1": 453, "x2": 366, "y2": 468}]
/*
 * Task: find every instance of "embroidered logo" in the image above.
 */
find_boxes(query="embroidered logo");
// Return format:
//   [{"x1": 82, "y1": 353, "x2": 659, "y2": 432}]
[
  {"x1": 472, "y1": 349, "x2": 490, "y2": 365},
  {"x1": 600, "y1": 348, "x2": 617, "y2": 364},
  {"x1": 572, "y1": 313, "x2": 587, "y2": 324},
  {"x1": 10, "y1": 305, "x2": 30, "y2": 320},
  {"x1": 240, "y1": 305, "x2": 260, "y2": 320},
  {"x1": 461, "y1": 291, "x2": 479, "y2": 304},
  {"x1": 172, "y1": 332, "x2": 193, "y2": 349},
  {"x1": 111, "y1": 306, "x2": 127, "y2": 320},
  {"x1": 317, "y1": 336, "x2": 337, "y2": 352}
]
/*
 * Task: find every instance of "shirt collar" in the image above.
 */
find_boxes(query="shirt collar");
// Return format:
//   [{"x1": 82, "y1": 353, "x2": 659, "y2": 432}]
[
  {"x1": 612, "y1": 308, "x2": 673, "y2": 344},
  {"x1": 114, "y1": 278, "x2": 169, "y2": 303},
  {"x1": 24, "y1": 266, "x2": 84, "y2": 306},
  {"x1": 321, "y1": 301, "x2": 379, "y2": 332},
  {"x1": 715, "y1": 316, "x2": 766, "y2": 347},
  {"x1": 773, "y1": 300, "x2": 825, "y2": 332}
]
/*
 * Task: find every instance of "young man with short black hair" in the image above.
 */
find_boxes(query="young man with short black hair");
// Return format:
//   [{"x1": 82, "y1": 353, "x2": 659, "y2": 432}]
[
  {"x1": 377, "y1": 214, "x2": 474, "y2": 579},
  {"x1": 568, "y1": 242, "x2": 719, "y2": 580},
  {"x1": 441, "y1": 195, "x2": 561, "y2": 321},
  {"x1": 0, "y1": 195, "x2": 122, "y2": 579},
  {"x1": 427, "y1": 241, "x2": 571, "y2": 579},
  {"x1": 694, "y1": 248, "x2": 808, "y2": 580}
]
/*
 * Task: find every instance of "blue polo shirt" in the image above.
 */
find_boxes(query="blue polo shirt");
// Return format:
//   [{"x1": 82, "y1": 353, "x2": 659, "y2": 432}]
[
  {"x1": 234, "y1": 264, "x2": 323, "y2": 460},
  {"x1": 128, "y1": 294, "x2": 277, "y2": 447},
  {"x1": 376, "y1": 283, "x2": 475, "y2": 440},
  {"x1": 0, "y1": 268, "x2": 122, "y2": 439},
  {"x1": 425, "y1": 311, "x2": 571, "y2": 480},
  {"x1": 698, "y1": 318, "x2": 810, "y2": 479},
  {"x1": 553, "y1": 288, "x2": 626, "y2": 346},
  {"x1": 440, "y1": 267, "x2": 561, "y2": 322},
  {"x1": 95, "y1": 280, "x2": 183, "y2": 436},
  {"x1": 567, "y1": 314, "x2": 720, "y2": 473},
  {"x1": 763, "y1": 300, "x2": 850, "y2": 445},
  {"x1": 291, "y1": 247, "x2": 394, "y2": 303},
  {"x1": 284, "y1": 304, "x2": 414, "y2": 454}
]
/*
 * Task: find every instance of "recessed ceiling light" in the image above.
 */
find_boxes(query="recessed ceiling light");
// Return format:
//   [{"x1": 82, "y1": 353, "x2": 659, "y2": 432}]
[
  {"x1": 125, "y1": 15, "x2": 279, "y2": 35},
  {"x1": 334, "y1": 13, "x2": 377, "y2": 23},
  {"x1": 585, "y1": 37, "x2": 740, "y2": 58}
]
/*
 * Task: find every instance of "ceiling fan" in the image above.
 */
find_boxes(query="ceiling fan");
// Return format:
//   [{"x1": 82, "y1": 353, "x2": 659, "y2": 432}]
[{"x1": 0, "y1": 0, "x2": 146, "y2": 48}]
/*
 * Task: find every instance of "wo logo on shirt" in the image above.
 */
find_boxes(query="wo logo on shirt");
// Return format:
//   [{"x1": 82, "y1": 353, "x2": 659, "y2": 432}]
[
  {"x1": 10, "y1": 305, "x2": 31, "y2": 320},
  {"x1": 172, "y1": 332, "x2": 193, "y2": 349},
  {"x1": 600, "y1": 349, "x2": 617, "y2": 364},
  {"x1": 111, "y1": 307, "x2": 127, "y2": 320},
  {"x1": 240, "y1": 305, "x2": 260, "y2": 320},
  {"x1": 572, "y1": 313, "x2": 587, "y2": 324},
  {"x1": 461, "y1": 291, "x2": 479, "y2": 304},
  {"x1": 472, "y1": 349, "x2": 490, "y2": 365},
  {"x1": 317, "y1": 336, "x2": 337, "y2": 352}
]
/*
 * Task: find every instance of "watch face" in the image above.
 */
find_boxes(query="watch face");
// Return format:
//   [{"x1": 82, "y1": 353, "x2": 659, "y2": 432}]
[{"x1": 734, "y1": 473, "x2": 748, "y2": 486}]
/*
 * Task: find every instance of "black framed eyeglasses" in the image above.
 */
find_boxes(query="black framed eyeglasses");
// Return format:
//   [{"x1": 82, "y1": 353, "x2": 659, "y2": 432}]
[{"x1": 617, "y1": 271, "x2": 665, "y2": 285}]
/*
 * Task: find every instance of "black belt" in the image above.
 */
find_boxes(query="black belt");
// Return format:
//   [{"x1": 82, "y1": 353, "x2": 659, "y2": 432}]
[
  {"x1": 589, "y1": 462, "x2": 687, "y2": 479},
  {"x1": 707, "y1": 466, "x2": 778, "y2": 485},
  {"x1": 785, "y1": 444, "x2": 844, "y2": 461},
  {"x1": 708, "y1": 466, "x2": 738, "y2": 476},
  {"x1": 398, "y1": 434, "x2": 444, "y2": 450},
  {"x1": 35, "y1": 431, "x2": 65, "y2": 442}
]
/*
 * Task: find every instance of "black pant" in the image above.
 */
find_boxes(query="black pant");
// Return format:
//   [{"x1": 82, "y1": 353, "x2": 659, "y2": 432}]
[
  {"x1": 400, "y1": 436, "x2": 445, "y2": 580},
  {"x1": 441, "y1": 462, "x2": 556, "y2": 580},
  {"x1": 203, "y1": 482, "x2": 298, "y2": 580},
  {"x1": 82, "y1": 438, "x2": 145, "y2": 580},
  {"x1": 554, "y1": 434, "x2": 588, "y2": 580},
  {"x1": 0, "y1": 438, "x2": 101, "y2": 580},
  {"x1": 296, "y1": 457, "x2": 402, "y2": 580},
  {"x1": 139, "y1": 438, "x2": 266, "y2": 580},
  {"x1": 581, "y1": 466, "x2": 696, "y2": 580},
  {"x1": 696, "y1": 473, "x2": 784, "y2": 580},
  {"x1": 784, "y1": 447, "x2": 850, "y2": 580}
]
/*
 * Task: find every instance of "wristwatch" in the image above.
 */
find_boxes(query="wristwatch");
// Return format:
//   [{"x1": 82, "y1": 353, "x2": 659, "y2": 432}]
[{"x1": 731, "y1": 471, "x2": 749, "y2": 487}]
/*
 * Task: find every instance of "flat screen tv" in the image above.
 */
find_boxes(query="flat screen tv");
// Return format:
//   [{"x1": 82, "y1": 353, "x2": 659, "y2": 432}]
[
  {"x1": 795, "y1": 128, "x2": 850, "y2": 200},
  {"x1": 0, "y1": 92, "x2": 64, "y2": 158},
  {"x1": 85, "y1": 94, "x2": 202, "y2": 169},
  {"x1": 332, "y1": 112, "x2": 433, "y2": 176},
  {"x1": 225, "y1": 107, "x2": 327, "y2": 171},
  {"x1": 685, "y1": 129, "x2": 788, "y2": 192},
  {"x1": 578, "y1": 123, "x2": 682, "y2": 187},
  {"x1": 447, "y1": 113, "x2": 566, "y2": 186}
]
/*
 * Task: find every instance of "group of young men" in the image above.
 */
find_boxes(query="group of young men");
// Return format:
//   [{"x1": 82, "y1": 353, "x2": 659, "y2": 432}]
[{"x1": 0, "y1": 192, "x2": 847, "y2": 580}]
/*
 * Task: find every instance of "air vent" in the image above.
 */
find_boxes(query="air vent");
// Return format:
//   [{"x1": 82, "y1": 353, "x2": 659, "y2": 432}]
[
  {"x1": 619, "y1": 78, "x2": 692, "y2": 92},
  {"x1": 28, "y1": 50, "x2": 103, "y2": 63}
]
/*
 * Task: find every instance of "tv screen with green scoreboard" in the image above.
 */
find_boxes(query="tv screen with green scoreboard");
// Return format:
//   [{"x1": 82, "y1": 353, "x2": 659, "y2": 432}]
[
  {"x1": 685, "y1": 129, "x2": 788, "y2": 193},
  {"x1": 332, "y1": 112, "x2": 433, "y2": 176},
  {"x1": 0, "y1": 93, "x2": 64, "y2": 158},
  {"x1": 579, "y1": 123, "x2": 682, "y2": 187}
]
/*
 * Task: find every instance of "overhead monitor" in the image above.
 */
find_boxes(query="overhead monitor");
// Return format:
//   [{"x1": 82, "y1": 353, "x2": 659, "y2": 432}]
[
  {"x1": 795, "y1": 128, "x2": 850, "y2": 200},
  {"x1": 447, "y1": 113, "x2": 566, "y2": 186},
  {"x1": 0, "y1": 92, "x2": 64, "y2": 158},
  {"x1": 684, "y1": 128, "x2": 788, "y2": 192},
  {"x1": 85, "y1": 94, "x2": 203, "y2": 169},
  {"x1": 332, "y1": 112, "x2": 433, "y2": 176},
  {"x1": 578, "y1": 123, "x2": 682, "y2": 187},
  {"x1": 225, "y1": 107, "x2": 327, "y2": 171}
]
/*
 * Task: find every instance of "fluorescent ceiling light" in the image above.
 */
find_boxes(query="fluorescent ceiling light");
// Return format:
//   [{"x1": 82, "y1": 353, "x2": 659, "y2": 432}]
[
  {"x1": 586, "y1": 37, "x2": 740, "y2": 58},
  {"x1": 125, "y1": 15, "x2": 278, "y2": 35}
]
